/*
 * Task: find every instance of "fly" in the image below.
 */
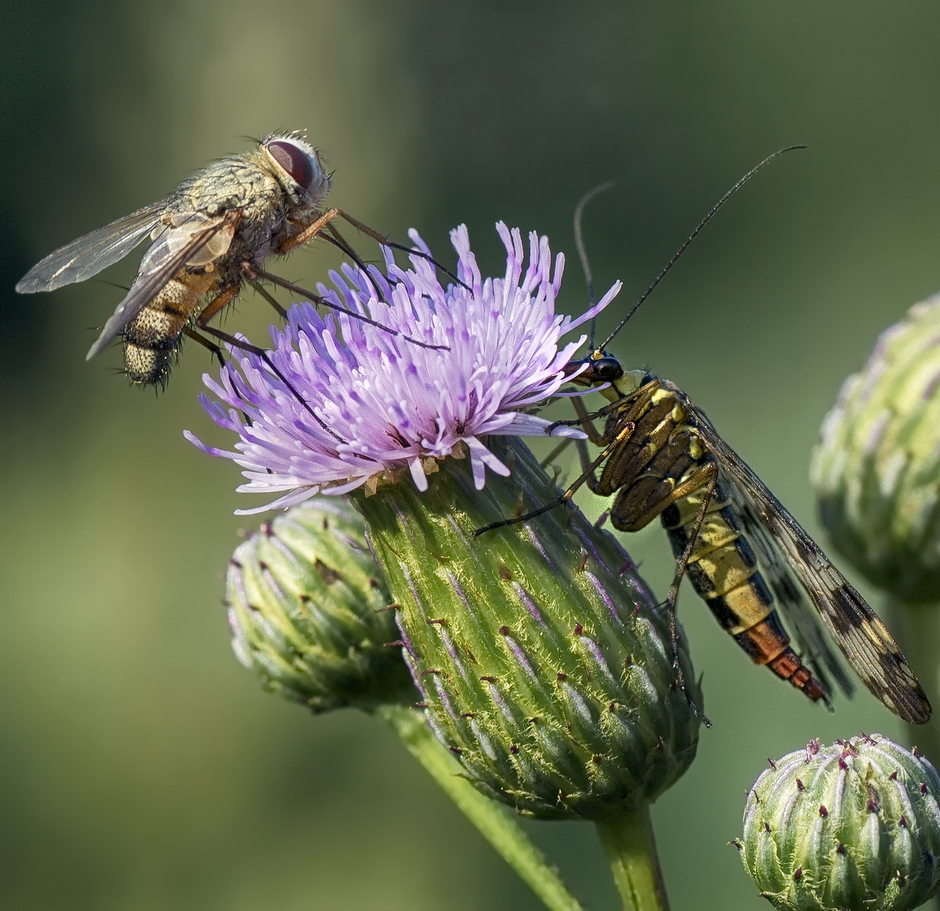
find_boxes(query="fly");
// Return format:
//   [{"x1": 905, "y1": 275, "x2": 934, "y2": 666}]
[{"x1": 17, "y1": 131, "x2": 445, "y2": 388}]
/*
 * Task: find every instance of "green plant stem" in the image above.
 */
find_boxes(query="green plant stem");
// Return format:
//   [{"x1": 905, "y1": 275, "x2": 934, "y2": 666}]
[
  {"x1": 882, "y1": 600, "x2": 940, "y2": 911},
  {"x1": 887, "y1": 597, "x2": 940, "y2": 765},
  {"x1": 377, "y1": 704, "x2": 584, "y2": 911},
  {"x1": 595, "y1": 807, "x2": 670, "y2": 911}
]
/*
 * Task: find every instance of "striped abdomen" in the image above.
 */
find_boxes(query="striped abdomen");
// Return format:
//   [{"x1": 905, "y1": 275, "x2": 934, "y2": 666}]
[
  {"x1": 123, "y1": 268, "x2": 217, "y2": 385},
  {"x1": 596, "y1": 381, "x2": 827, "y2": 702},
  {"x1": 659, "y1": 472, "x2": 825, "y2": 701}
]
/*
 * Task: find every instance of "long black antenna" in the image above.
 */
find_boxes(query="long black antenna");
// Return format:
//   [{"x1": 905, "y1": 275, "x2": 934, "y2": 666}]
[{"x1": 595, "y1": 145, "x2": 806, "y2": 352}]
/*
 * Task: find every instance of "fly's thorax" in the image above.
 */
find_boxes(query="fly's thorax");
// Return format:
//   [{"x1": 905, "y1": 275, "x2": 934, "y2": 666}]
[
  {"x1": 122, "y1": 268, "x2": 217, "y2": 384},
  {"x1": 176, "y1": 154, "x2": 280, "y2": 217},
  {"x1": 177, "y1": 153, "x2": 294, "y2": 252}
]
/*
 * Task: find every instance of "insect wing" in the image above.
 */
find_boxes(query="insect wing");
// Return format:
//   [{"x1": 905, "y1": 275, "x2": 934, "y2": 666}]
[
  {"x1": 16, "y1": 203, "x2": 168, "y2": 293},
  {"x1": 693, "y1": 411, "x2": 932, "y2": 724},
  {"x1": 86, "y1": 211, "x2": 237, "y2": 360},
  {"x1": 718, "y1": 461, "x2": 855, "y2": 702}
]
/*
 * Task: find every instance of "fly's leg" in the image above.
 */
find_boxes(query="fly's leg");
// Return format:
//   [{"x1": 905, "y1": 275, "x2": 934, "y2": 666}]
[
  {"x1": 246, "y1": 265, "x2": 447, "y2": 351},
  {"x1": 246, "y1": 279, "x2": 288, "y2": 320},
  {"x1": 279, "y1": 207, "x2": 468, "y2": 293},
  {"x1": 322, "y1": 209, "x2": 467, "y2": 291},
  {"x1": 182, "y1": 325, "x2": 226, "y2": 369}
]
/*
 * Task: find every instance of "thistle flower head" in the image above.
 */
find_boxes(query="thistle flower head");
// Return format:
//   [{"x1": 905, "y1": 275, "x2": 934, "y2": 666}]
[
  {"x1": 811, "y1": 294, "x2": 940, "y2": 602},
  {"x1": 194, "y1": 222, "x2": 698, "y2": 820},
  {"x1": 736, "y1": 734, "x2": 940, "y2": 911},
  {"x1": 186, "y1": 223, "x2": 620, "y2": 513}
]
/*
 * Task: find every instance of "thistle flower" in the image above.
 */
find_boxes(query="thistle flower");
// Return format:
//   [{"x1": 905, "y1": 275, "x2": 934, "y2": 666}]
[
  {"x1": 736, "y1": 734, "x2": 940, "y2": 911},
  {"x1": 190, "y1": 223, "x2": 701, "y2": 825},
  {"x1": 186, "y1": 223, "x2": 617, "y2": 513},
  {"x1": 811, "y1": 294, "x2": 940, "y2": 603}
]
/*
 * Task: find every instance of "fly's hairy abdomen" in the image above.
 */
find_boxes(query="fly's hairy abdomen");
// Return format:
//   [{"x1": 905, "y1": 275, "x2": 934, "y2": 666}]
[{"x1": 123, "y1": 268, "x2": 217, "y2": 385}]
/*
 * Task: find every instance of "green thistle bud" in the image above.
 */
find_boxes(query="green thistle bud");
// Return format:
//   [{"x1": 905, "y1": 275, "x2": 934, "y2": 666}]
[
  {"x1": 736, "y1": 734, "x2": 940, "y2": 911},
  {"x1": 353, "y1": 436, "x2": 701, "y2": 821},
  {"x1": 226, "y1": 499, "x2": 414, "y2": 712},
  {"x1": 811, "y1": 294, "x2": 940, "y2": 603}
]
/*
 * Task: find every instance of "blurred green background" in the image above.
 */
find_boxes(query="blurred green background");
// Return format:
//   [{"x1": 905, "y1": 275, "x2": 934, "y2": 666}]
[{"x1": 4, "y1": 2, "x2": 940, "y2": 908}]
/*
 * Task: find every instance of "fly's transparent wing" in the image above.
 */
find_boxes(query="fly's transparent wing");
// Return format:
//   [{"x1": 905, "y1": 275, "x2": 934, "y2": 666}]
[
  {"x1": 86, "y1": 211, "x2": 236, "y2": 360},
  {"x1": 16, "y1": 203, "x2": 169, "y2": 293},
  {"x1": 691, "y1": 409, "x2": 932, "y2": 724}
]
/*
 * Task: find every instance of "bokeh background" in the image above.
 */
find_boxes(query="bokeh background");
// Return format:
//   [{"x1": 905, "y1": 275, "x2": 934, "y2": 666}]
[{"x1": 4, "y1": 2, "x2": 940, "y2": 909}]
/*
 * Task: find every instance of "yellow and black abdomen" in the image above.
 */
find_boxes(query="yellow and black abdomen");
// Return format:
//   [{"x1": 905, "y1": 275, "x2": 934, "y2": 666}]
[
  {"x1": 123, "y1": 268, "x2": 218, "y2": 385},
  {"x1": 660, "y1": 470, "x2": 826, "y2": 701},
  {"x1": 592, "y1": 378, "x2": 827, "y2": 702}
]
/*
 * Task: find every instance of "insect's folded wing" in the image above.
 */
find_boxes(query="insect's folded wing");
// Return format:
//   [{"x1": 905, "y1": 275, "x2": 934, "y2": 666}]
[
  {"x1": 16, "y1": 203, "x2": 168, "y2": 293},
  {"x1": 86, "y1": 212, "x2": 235, "y2": 360},
  {"x1": 708, "y1": 428, "x2": 932, "y2": 725},
  {"x1": 771, "y1": 521, "x2": 931, "y2": 725},
  {"x1": 724, "y1": 473, "x2": 855, "y2": 703}
]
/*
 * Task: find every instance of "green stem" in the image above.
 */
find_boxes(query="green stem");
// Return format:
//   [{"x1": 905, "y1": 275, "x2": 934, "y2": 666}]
[
  {"x1": 595, "y1": 807, "x2": 670, "y2": 911},
  {"x1": 377, "y1": 704, "x2": 584, "y2": 911},
  {"x1": 885, "y1": 598, "x2": 940, "y2": 911},
  {"x1": 886, "y1": 596, "x2": 940, "y2": 763}
]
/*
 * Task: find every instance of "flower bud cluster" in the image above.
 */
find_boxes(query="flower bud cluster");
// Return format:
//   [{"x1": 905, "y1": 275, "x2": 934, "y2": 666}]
[
  {"x1": 737, "y1": 734, "x2": 940, "y2": 911},
  {"x1": 227, "y1": 499, "x2": 413, "y2": 713},
  {"x1": 812, "y1": 294, "x2": 940, "y2": 602}
]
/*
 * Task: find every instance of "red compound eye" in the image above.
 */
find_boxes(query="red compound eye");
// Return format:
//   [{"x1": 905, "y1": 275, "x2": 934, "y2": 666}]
[{"x1": 267, "y1": 139, "x2": 314, "y2": 189}]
